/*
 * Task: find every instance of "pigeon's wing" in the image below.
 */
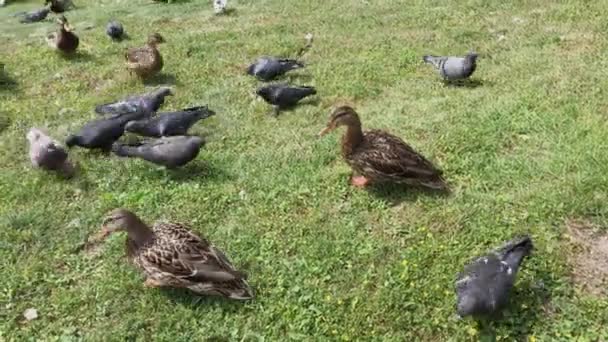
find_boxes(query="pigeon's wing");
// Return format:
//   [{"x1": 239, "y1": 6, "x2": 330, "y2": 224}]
[
  {"x1": 441, "y1": 57, "x2": 466, "y2": 79},
  {"x1": 95, "y1": 96, "x2": 141, "y2": 116}
]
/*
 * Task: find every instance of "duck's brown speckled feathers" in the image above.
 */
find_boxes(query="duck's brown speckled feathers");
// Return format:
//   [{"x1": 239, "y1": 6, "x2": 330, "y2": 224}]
[
  {"x1": 107, "y1": 212, "x2": 254, "y2": 300},
  {"x1": 345, "y1": 129, "x2": 446, "y2": 189},
  {"x1": 321, "y1": 106, "x2": 447, "y2": 190},
  {"x1": 125, "y1": 33, "x2": 164, "y2": 79}
]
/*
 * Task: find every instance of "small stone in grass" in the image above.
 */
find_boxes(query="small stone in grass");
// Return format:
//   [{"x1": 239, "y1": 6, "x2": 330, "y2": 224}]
[{"x1": 23, "y1": 308, "x2": 38, "y2": 321}]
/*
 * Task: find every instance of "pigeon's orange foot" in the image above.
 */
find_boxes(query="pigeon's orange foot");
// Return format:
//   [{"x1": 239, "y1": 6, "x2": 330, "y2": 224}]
[
  {"x1": 350, "y1": 175, "x2": 370, "y2": 188},
  {"x1": 144, "y1": 278, "x2": 163, "y2": 288}
]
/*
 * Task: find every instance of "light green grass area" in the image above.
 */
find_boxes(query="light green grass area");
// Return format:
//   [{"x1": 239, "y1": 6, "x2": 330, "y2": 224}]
[{"x1": 1, "y1": 0, "x2": 608, "y2": 340}]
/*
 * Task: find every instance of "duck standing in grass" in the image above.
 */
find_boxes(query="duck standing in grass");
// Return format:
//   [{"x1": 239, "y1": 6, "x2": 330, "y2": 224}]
[
  {"x1": 46, "y1": 15, "x2": 79, "y2": 54},
  {"x1": 319, "y1": 106, "x2": 447, "y2": 189},
  {"x1": 98, "y1": 208, "x2": 254, "y2": 300},
  {"x1": 125, "y1": 33, "x2": 165, "y2": 79}
]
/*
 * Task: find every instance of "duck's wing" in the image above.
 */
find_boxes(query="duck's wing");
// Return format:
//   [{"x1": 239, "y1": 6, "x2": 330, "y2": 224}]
[
  {"x1": 126, "y1": 47, "x2": 153, "y2": 64},
  {"x1": 354, "y1": 130, "x2": 443, "y2": 179},
  {"x1": 142, "y1": 222, "x2": 245, "y2": 283}
]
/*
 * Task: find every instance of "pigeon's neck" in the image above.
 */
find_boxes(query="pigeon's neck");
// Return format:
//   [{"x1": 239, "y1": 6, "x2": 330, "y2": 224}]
[{"x1": 341, "y1": 124, "x2": 364, "y2": 156}]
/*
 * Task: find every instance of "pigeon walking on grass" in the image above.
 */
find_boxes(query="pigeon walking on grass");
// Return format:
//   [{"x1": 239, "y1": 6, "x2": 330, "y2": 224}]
[
  {"x1": 455, "y1": 236, "x2": 533, "y2": 319},
  {"x1": 106, "y1": 20, "x2": 124, "y2": 41},
  {"x1": 112, "y1": 136, "x2": 204, "y2": 168},
  {"x1": 27, "y1": 128, "x2": 74, "y2": 177},
  {"x1": 18, "y1": 8, "x2": 50, "y2": 23},
  {"x1": 95, "y1": 87, "x2": 173, "y2": 117},
  {"x1": 125, "y1": 106, "x2": 215, "y2": 137},
  {"x1": 247, "y1": 57, "x2": 304, "y2": 82},
  {"x1": 66, "y1": 111, "x2": 147, "y2": 151},
  {"x1": 256, "y1": 84, "x2": 316, "y2": 116},
  {"x1": 423, "y1": 52, "x2": 478, "y2": 82}
]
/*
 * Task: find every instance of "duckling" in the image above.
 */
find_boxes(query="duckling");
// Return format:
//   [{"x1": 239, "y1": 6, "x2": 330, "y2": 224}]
[
  {"x1": 46, "y1": 15, "x2": 79, "y2": 54},
  {"x1": 99, "y1": 208, "x2": 254, "y2": 300},
  {"x1": 319, "y1": 106, "x2": 447, "y2": 189},
  {"x1": 125, "y1": 33, "x2": 165, "y2": 79}
]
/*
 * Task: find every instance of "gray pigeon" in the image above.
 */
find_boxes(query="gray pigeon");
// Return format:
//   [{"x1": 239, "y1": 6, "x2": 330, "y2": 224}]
[
  {"x1": 95, "y1": 87, "x2": 174, "y2": 117},
  {"x1": 111, "y1": 136, "x2": 204, "y2": 168},
  {"x1": 256, "y1": 84, "x2": 316, "y2": 116},
  {"x1": 66, "y1": 111, "x2": 147, "y2": 151},
  {"x1": 27, "y1": 128, "x2": 74, "y2": 177},
  {"x1": 455, "y1": 236, "x2": 533, "y2": 318},
  {"x1": 106, "y1": 20, "x2": 124, "y2": 41},
  {"x1": 18, "y1": 7, "x2": 50, "y2": 23},
  {"x1": 247, "y1": 57, "x2": 304, "y2": 82},
  {"x1": 423, "y1": 52, "x2": 478, "y2": 81},
  {"x1": 125, "y1": 106, "x2": 215, "y2": 137}
]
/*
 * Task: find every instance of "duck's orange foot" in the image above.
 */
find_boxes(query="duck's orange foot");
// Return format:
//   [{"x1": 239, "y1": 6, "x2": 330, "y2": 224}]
[
  {"x1": 350, "y1": 175, "x2": 370, "y2": 188},
  {"x1": 144, "y1": 278, "x2": 163, "y2": 288}
]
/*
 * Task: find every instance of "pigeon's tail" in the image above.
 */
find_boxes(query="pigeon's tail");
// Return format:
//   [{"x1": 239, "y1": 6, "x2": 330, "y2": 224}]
[
  {"x1": 300, "y1": 86, "x2": 317, "y2": 96},
  {"x1": 65, "y1": 135, "x2": 78, "y2": 148},
  {"x1": 111, "y1": 142, "x2": 141, "y2": 158},
  {"x1": 500, "y1": 236, "x2": 533, "y2": 269},
  {"x1": 423, "y1": 55, "x2": 442, "y2": 69},
  {"x1": 278, "y1": 59, "x2": 305, "y2": 71},
  {"x1": 184, "y1": 106, "x2": 216, "y2": 120},
  {"x1": 95, "y1": 103, "x2": 116, "y2": 115}
]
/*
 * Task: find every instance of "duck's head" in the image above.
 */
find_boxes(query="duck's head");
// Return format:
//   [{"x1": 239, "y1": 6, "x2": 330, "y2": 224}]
[
  {"x1": 99, "y1": 208, "x2": 139, "y2": 238},
  {"x1": 147, "y1": 33, "x2": 165, "y2": 46},
  {"x1": 56, "y1": 15, "x2": 73, "y2": 31},
  {"x1": 318, "y1": 105, "x2": 361, "y2": 136}
]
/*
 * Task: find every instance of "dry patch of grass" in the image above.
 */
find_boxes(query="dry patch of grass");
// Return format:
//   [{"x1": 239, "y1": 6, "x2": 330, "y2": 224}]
[{"x1": 564, "y1": 218, "x2": 608, "y2": 296}]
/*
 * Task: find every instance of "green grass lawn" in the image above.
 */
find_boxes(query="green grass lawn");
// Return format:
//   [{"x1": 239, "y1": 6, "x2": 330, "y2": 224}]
[{"x1": 2, "y1": 0, "x2": 608, "y2": 340}]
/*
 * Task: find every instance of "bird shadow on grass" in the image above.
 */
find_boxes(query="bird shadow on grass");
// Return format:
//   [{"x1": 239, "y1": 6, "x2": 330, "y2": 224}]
[
  {"x1": 367, "y1": 183, "x2": 450, "y2": 206},
  {"x1": 143, "y1": 73, "x2": 180, "y2": 86},
  {"x1": 284, "y1": 72, "x2": 313, "y2": 82},
  {"x1": 0, "y1": 74, "x2": 19, "y2": 92},
  {"x1": 158, "y1": 287, "x2": 250, "y2": 312},
  {"x1": 62, "y1": 51, "x2": 95, "y2": 63},
  {"x1": 476, "y1": 276, "x2": 553, "y2": 341},
  {"x1": 144, "y1": 162, "x2": 232, "y2": 183},
  {"x1": 444, "y1": 79, "x2": 487, "y2": 89}
]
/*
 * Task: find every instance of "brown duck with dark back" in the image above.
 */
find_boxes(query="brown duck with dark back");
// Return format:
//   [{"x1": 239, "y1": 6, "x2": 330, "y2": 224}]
[{"x1": 319, "y1": 106, "x2": 447, "y2": 190}]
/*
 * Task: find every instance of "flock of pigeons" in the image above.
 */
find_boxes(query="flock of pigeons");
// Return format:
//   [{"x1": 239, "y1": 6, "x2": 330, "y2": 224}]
[{"x1": 12, "y1": 0, "x2": 534, "y2": 323}]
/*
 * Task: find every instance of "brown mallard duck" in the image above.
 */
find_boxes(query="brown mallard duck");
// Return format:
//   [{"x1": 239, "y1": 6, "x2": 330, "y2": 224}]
[
  {"x1": 99, "y1": 209, "x2": 254, "y2": 300},
  {"x1": 125, "y1": 33, "x2": 165, "y2": 79},
  {"x1": 319, "y1": 106, "x2": 447, "y2": 189},
  {"x1": 46, "y1": 15, "x2": 79, "y2": 54}
]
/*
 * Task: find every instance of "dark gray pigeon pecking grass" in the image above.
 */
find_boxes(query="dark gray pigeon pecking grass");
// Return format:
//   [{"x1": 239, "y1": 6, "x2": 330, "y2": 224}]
[
  {"x1": 95, "y1": 87, "x2": 173, "y2": 117},
  {"x1": 18, "y1": 7, "x2": 50, "y2": 23},
  {"x1": 125, "y1": 106, "x2": 215, "y2": 137},
  {"x1": 423, "y1": 52, "x2": 478, "y2": 82},
  {"x1": 247, "y1": 57, "x2": 304, "y2": 82},
  {"x1": 256, "y1": 84, "x2": 316, "y2": 116},
  {"x1": 27, "y1": 127, "x2": 74, "y2": 177},
  {"x1": 66, "y1": 111, "x2": 147, "y2": 151},
  {"x1": 111, "y1": 135, "x2": 204, "y2": 168},
  {"x1": 106, "y1": 20, "x2": 124, "y2": 41},
  {"x1": 455, "y1": 236, "x2": 533, "y2": 319}
]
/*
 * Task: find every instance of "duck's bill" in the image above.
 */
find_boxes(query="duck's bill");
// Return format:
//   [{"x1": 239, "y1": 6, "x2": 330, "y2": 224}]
[
  {"x1": 318, "y1": 126, "x2": 332, "y2": 137},
  {"x1": 96, "y1": 226, "x2": 111, "y2": 240}
]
